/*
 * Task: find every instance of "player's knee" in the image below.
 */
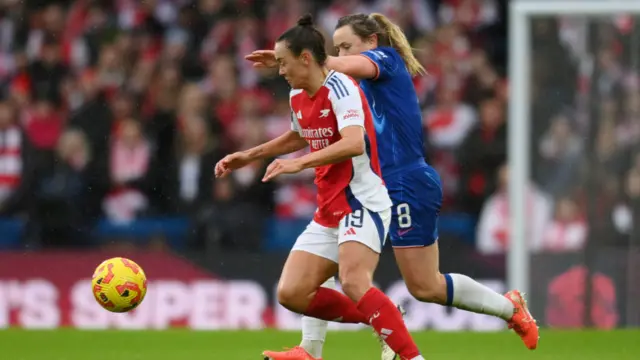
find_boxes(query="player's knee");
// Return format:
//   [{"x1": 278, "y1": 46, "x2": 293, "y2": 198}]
[
  {"x1": 406, "y1": 274, "x2": 447, "y2": 304},
  {"x1": 339, "y1": 269, "x2": 371, "y2": 301},
  {"x1": 276, "y1": 282, "x2": 308, "y2": 312},
  {"x1": 407, "y1": 285, "x2": 441, "y2": 303}
]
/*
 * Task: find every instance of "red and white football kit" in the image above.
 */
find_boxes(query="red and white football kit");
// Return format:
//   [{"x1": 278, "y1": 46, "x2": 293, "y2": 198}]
[{"x1": 288, "y1": 70, "x2": 392, "y2": 262}]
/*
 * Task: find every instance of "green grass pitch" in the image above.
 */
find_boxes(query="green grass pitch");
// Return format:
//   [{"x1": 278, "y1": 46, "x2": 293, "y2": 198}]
[{"x1": 0, "y1": 329, "x2": 638, "y2": 359}]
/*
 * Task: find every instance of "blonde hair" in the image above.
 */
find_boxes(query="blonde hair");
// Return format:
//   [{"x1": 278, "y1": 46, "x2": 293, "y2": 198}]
[
  {"x1": 369, "y1": 13, "x2": 426, "y2": 77},
  {"x1": 336, "y1": 13, "x2": 426, "y2": 77}
]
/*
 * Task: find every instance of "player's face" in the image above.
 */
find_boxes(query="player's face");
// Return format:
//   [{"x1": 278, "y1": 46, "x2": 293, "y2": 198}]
[
  {"x1": 333, "y1": 25, "x2": 374, "y2": 56},
  {"x1": 274, "y1": 41, "x2": 310, "y2": 89}
]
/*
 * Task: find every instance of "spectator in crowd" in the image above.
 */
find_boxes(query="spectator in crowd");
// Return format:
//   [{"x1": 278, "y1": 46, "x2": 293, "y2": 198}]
[
  {"x1": 103, "y1": 118, "x2": 155, "y2": 224},
  {"x1": 457, "y1": 97, "x2": 507, "y2": 214},
  {"x1": 529, "y1": 17, "x2": 577, "y2": 162},
  {"x1": 424, "y1": 87, "x2": 476, "y2": 151},
  {"x1": 0, "y1": 101, "x2": 32, "y2": 216},
  {"x1": 24, "y1": 97, "x2": 64, "y2": 152},
  {"x1": 611, "y1": 152, "x2": 640, "y2": 245},
  {"x1": 537, "y1": 113, "x2": 583, "y2": 197},
  {"x1": 31, "y1": 129, "x2": 101, "y2": 247},
  {"x1": 423, "y1": 86, "x2": 476, "y2": 207},
  {"x1": 196, "y1": 174, "x2": 270, "y2": 251},
  {"x1": 463, "y1": 50, "x2": 501, "y2": 106},
  {"x1": 626, "y1": 166, "x2": 640, "y2": 244},
  {"x1": 596, "y1": 118, "x2": 627, "y2": 176},
  {"x1": 476, "y1": 164, "x2": 552, "y2": 255},
  {"x1": 615, "y1": 90, "x2": 640, "y2": 150},
  {"x1": 22, "y1": 96, "x2": 65, "y2": 184},
  {"x1": 164, "y1": 115, "x2": 221, "y2": 214},
  {"x1": 68, "y1": 69, "x2": 113, "y2": 160},
  {"x1": 144, "y1": 65, "x2": 184, "y2": 169},
  {"x1": 542, "y1": 197, "x2": 587, "y2": 253}
]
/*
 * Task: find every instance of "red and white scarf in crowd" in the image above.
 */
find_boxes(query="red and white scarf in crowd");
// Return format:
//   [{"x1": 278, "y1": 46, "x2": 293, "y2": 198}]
[
  {"x1": 109, "y1": 140, "x2": 150, "y2": 184},
  {"x1": 543, "y1": 218, "x2": 587, "y2": 252},
  {"x1": 493, "y1": 190, "x2": 535, "y2": 249},
  {"x1": 104, "y1": 139, "x2": 150, "y2": 224},
  {"x1": 0, "y1": 126, "x2": 22, "y2": 202}
]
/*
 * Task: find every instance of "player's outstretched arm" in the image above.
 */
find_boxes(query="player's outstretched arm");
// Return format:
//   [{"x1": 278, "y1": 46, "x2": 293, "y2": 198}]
[
  {"x1": 215, "y1": 130, "x2": 307, "y2": 178},
  {"x1": 325, "y1": 55, "x2": 377, "y2": 79},
  {"x1": 262, "y1": 126, "x2": 364, "y2": 182},
  {"x1": 246, "y1": 50, "x2": 377, "y2": 80}
]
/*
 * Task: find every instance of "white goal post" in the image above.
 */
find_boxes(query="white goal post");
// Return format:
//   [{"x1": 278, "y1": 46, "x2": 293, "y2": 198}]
[{"x1": 507, "y1": 0, "x2": 640, "y2": 297}]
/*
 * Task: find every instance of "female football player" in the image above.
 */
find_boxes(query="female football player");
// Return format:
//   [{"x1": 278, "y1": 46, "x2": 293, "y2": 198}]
[
  {"x1": 249, "y1": 13, "x2": 539, "y2": 360},
  {"x1": 216, "y1": 14, "x2": 426, "y2": 360}
]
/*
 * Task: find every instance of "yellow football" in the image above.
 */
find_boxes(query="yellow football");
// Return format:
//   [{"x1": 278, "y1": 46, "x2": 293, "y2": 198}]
[{"x1": 91, "y1": 257, "x2": 148, "y2": 313}]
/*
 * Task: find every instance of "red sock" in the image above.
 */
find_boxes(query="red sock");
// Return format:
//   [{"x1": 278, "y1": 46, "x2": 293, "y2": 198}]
[
  {"x1": 357, "y1": 287, "x2": 421, "y2": 360},
  {"x1": 304, "y1": 287, "x2": 369, "y2": 324}
]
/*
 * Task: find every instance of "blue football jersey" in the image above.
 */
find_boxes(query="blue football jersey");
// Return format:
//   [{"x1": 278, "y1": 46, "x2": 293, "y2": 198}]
[{"x1": 359, "y1": 47, "x2": 425, "y2": 178}]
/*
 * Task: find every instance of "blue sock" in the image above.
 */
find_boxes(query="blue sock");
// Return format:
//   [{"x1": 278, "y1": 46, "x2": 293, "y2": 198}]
[{"x1": 444, "y1": 273, "x2": 454, "y2": 306}]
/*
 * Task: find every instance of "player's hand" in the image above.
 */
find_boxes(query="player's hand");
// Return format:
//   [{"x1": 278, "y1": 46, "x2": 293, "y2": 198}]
[
  {"x1": 262, "y1": 158, "x2": 303, "y2": 182},
  {"x1": 215, "y1": 152, "x2": 252, "y2": 178},
  {"x1": 245, "y1": 50, "x2": 277, "y2": 69}
]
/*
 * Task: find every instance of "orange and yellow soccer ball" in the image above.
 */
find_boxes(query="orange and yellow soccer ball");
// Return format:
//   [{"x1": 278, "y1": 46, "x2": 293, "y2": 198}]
[{"x1": 91, "y1": 257, "x2": 148, "y2": 313}]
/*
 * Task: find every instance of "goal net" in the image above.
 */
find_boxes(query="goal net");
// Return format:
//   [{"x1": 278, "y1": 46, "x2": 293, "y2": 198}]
[{"x1": 509, "y1": 1, "x2": 640, "y2": 328}]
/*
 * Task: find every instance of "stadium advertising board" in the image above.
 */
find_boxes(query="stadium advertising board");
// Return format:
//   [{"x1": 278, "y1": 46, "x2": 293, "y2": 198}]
[
  {"x1": 0, "y1": 251, "x2": 505, "y2": 331},
  {"x1": 528, "y1": 248, "x2": 638, "y2": 329}
]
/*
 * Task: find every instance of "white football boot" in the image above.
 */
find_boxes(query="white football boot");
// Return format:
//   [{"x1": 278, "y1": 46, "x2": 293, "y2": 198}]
[{"x1": 376, "y1": 304, "x2": 407, "y2": 360}]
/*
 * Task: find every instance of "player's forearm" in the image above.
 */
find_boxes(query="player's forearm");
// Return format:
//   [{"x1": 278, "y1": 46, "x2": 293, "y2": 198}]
[
  {"x1": 325, "y1": 55, "x2": 377, "y2": 79},
  {"x1": 243, "y1": 131, "x2": 307, "y2": 160},
  {"x1": 295, "y1": 137, "x2": 364, "y2": 169}
]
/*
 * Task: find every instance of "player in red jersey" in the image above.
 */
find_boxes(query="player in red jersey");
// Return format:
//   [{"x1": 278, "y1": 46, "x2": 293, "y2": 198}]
[{"x1": 215, "y1": 14, "x2": 425, "y2": 360}]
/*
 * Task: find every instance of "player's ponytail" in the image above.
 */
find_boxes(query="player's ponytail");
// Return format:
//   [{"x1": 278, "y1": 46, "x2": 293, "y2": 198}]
[{"x1": 369, "y1": 13, "x2": 426, "y2": 77}]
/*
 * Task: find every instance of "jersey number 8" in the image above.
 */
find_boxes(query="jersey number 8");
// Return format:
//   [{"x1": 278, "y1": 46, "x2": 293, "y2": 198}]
[{"x1": 396, "y1": 203, "x2": 412, "y2": 228}]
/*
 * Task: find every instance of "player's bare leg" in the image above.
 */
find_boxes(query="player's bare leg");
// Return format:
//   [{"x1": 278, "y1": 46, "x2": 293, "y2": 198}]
[
  {"x1": 338, "y1": 241, "x2": 424, "y2": 360},
  {"x1": 393, "y1": 241, "x2": 539, "y2": 350},
  {"x1": 264, "y1": 249, "x2": 371, "y2": 360},
  {"x1": 274, "y1": 250, "x2": 337, "y2": 314},
  {"x1": 263, "y1": 250, "x2": 336, "y2": 360}
]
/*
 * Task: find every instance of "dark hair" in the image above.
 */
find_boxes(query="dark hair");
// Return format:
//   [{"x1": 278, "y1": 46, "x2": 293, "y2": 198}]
[
  {"x1": 336, "y1": 13, "x2": 425, "y2": 76},
  {"x1": 276, "y1": 14, "x2": 327, "y2": 65}
]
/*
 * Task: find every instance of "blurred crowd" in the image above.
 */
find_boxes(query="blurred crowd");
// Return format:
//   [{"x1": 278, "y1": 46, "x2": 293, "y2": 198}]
[
  {"x1": 0, "y1": 0, "x2": 636, "y2": 253},
  {"x1": 477, "y1": 17, "x2": 640, "y2": 254}
]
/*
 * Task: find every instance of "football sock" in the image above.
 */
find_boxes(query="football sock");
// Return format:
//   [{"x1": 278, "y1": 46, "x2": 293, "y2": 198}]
[
  {"x1": 356, "y1": 287, "x2": 422, "y2": 360},
  {"x1": 444, "y1": 273, "x2": 515, "y2": 320},
  {"x1": 300, "y1": 327, "x2": 325, "y2": 358},
  {"x1": 304, "y1": 286, "x2": 369, "y2": 324},
  {"x1": 300, "y1": 278, "x2": 334, "y2": 358}
]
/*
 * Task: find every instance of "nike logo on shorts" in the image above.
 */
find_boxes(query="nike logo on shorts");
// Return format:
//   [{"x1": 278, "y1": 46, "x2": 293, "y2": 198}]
[{"x1": 398, "y1": 228, "x2": 413, "y2": 236}]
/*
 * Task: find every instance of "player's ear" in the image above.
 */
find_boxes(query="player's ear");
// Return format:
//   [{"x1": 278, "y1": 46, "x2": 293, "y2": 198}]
[
  {"x1": 300, "y1": 50, "x2": 312, "y2": 65},
  {"x1": 367, "y1": 34, "x2": 378, "y2": 47}
]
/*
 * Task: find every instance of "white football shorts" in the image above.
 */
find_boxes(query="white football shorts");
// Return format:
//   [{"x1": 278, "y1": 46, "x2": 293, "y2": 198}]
[{"x1": 291, "y1": 208, "x2": 391, "y2": 263}]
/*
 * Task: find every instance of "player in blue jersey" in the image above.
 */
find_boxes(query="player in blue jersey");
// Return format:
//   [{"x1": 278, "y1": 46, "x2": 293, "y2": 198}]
[{"x1": 248, "y1": 13, "x2": 539, "y2": 360}]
